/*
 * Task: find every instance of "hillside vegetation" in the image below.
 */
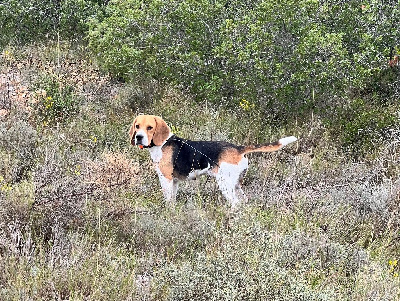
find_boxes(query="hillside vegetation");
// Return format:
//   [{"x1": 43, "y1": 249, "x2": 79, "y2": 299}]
[{"x1": 0, "y1": 0, "x2": 400, "y2": 300}]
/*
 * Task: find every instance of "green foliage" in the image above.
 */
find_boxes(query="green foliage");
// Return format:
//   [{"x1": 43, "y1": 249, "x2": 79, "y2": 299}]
[
  {"x1": 32, "y1": 75, "x2": 79, "y2": 126},
  {"x1": 88, "y1": 0, "x2": 399, "y2": 122},
  {"x1": 0, "y1": 0, "x2": 104, "y2": 47},
  {"x1": 87, "y1": 0, "x2": 226, "y2": 88},
  {"x1": 327, "y1": 99, "x2": 399, "y2": 158}
]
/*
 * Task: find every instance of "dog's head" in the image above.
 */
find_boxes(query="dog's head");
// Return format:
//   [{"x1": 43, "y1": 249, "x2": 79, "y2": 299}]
[{"x1": 129, "y1": 115, "x2": 171, "y2": 148}]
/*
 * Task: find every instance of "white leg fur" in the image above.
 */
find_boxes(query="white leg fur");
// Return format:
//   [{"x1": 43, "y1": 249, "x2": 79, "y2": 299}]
[
  {"x1": 214, "y1": 157, "x2": 248, "y2": 208},
  {"x1": 155, "y1": 166, "x2": 179, "y2": 202},
  {"x1": 235, "y1": 186, "x2": 247, "y2": 204},
  {"x1": 216, "y1": 175, "x2": 239, "y2": 207}
]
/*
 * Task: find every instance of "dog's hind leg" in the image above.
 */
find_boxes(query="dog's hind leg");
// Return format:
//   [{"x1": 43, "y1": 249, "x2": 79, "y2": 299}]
[
  {"x1": 215, "y1": 158, "x2": 248, "y2": 208},
  {"x1": 215, "y1": 175, "x2": 240, "y2": 208},
  {"x1": 235, "y1": 183, "x2": 248, "y2": 204},
  {"x1": 236, "y1": 165, "x2": 248, "y2": 203}
]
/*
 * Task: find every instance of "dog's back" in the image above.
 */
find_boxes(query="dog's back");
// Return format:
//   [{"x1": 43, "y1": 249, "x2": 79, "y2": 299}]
[{"x1": 163, "y1": 136, "x2": 238, "y2": 179}]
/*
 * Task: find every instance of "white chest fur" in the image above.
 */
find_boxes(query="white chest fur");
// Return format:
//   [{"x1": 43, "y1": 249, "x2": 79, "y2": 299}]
[
  {"x1": 148, "y1": 145, "x2": 163, "y2": 163},
  {"x1": 147, "y1": 133, "x2": 173, "y2": 163}
]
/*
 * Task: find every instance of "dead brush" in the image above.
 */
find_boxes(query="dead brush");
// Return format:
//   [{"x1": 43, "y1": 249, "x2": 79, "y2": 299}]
[{"x1": 85, "y1": 151, "x2": 140, "y2": 193}]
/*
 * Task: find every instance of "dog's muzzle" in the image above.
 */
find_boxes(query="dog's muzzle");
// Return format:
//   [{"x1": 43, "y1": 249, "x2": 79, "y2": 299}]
[
  {"x1": 135, "y1": 134, "x2": 144, "y2": 145},
  {"x1": 135, "y1": 129, "x2": 149, "y2": 147}
]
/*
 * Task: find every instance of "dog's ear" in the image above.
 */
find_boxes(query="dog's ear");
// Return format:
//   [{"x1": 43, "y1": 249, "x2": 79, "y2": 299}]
[
  {"x1": 129, "y1": 118, "x2": 137, "y2": 146},
  {"x1": 152, "y1": 116, "x2": 170, "y2": 146}
]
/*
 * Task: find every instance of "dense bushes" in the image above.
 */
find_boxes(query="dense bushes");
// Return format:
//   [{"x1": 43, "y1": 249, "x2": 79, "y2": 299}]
[
  {"x1": 31, "y1": 74, "x2": 79, "y2": 127},
  {"x1": 326, "y1": 98, "x2": 399, "y2": 157},
  {"x1": 1, "y1": 0, "x2": 399, "y2": 154},
  {"x1": 87, "y1": 0, "x2": 399, "y2": 120},
  {"x1": 0, "y1": 0, "x2": 105, "y2": 46}
]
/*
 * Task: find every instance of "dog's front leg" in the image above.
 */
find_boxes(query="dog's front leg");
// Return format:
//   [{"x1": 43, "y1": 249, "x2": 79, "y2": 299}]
[
  {"x1": 155, "y1": 167, "x2": 178, "y2": 202},
  {"x1": 159, "y1": 176, "x2": 179, "y2": 203}
]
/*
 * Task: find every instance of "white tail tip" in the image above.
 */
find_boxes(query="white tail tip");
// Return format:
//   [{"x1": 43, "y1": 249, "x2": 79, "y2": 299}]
[{"x1": 279, "y1": 136, "x2": 297, "y2": 146}]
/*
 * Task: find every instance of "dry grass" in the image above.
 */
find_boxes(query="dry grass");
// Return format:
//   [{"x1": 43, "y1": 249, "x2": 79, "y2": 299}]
[{"x1": 86, "y1": 151, "x2": 141, "y2": 192}]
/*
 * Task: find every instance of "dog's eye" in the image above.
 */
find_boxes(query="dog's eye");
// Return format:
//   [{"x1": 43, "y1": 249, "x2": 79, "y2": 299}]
[
  {"x1": 147, "y1": 126, "x2": 153, "y2": 131},
  {"x1": 135, "y1": 124, "x2": 140, "y2": 129}
]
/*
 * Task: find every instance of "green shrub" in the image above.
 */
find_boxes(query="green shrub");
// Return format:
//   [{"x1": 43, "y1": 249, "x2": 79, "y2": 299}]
[
  {"x1": 31, "y1": 75, "x2": 79, "y2": 127},
  {"x1": 326, "y1": 99, "x2": 399, "y2": 158},
  {"x1": 0, "y1": 0, "x2": 104, "y2": 47},
  {"x1": 0, "y1": 231, "x2": 137, "y2": 300},
  {"x1": 154, "y1": 256, "x2": 336, "y2": 300},
  {"x1": 87, "y1": 0, "x2": 400, "y2": 123}
]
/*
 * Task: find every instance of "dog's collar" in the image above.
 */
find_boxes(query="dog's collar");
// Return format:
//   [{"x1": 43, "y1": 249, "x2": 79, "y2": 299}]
[{"x1": 140, "y1": 140, "x2": 156, "y2": 149}]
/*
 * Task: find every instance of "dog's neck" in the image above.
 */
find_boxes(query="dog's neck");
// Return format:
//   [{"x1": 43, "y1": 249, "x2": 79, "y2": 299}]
[{"x1": 148, "y1": 132, "x2": 174, "y2": 163}]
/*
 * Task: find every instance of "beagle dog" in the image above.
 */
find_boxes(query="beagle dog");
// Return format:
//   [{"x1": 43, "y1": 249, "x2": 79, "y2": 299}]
[{"x1": 129, "y1": 115, "x2": 297, "y2": 208}]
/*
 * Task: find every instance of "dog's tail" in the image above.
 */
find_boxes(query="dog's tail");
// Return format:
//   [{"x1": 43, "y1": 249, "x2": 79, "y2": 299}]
[{"x1": 240, "y1": 136, "x2": 297, "y2": 155}]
